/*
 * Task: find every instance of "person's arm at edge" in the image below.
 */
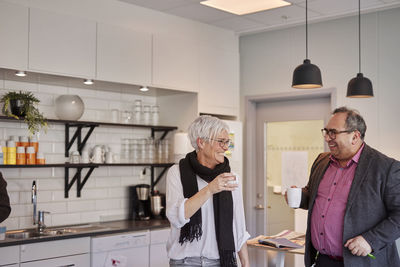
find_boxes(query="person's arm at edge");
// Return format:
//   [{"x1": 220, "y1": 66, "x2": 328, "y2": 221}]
[
  {"x1": 238, "y1": 242, "x2": 250, "y2": 267},
  {"x1": 0, "y1": 172, "x2": 11, "y2": 223}
]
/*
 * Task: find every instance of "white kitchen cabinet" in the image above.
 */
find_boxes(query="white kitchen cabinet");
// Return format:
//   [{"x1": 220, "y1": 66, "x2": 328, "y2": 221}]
[
  {"x1": 198, "y1": 46, "x2": 239, "y2": 117},
  {"x1": 20, "y1": 254, "x2": 89, "y2": 267},
  {"x1": 0, "y1": 2, "x2": 28, "y2": 70},
  {"x1": 97, "y1": 23, "x2": 152, "y2": 85},
  {"x1": 28, "y1": 8, "x2": 96, "y2": 78},
  {"x1": 150, "y1": 227, "x2": 170, "y2": 267},
  {"x1": 152, "y1": 33, "x2": 198, "y2": 92},
  {"x1": 20, "y1": 237, "x2": 90, "y2": 263},
  {"x1": 0, "y1": 245, "x2": 19, "y2": 266}
]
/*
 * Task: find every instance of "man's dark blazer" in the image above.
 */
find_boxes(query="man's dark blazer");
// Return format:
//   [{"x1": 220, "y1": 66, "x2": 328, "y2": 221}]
[{"x1": 300, "y1": 144, "x2": 400, "y2": 267}]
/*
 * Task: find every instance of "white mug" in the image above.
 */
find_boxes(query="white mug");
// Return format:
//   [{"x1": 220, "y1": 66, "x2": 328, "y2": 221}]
[
  {"x1": 91, "y1": 146, "x2": 104, "y2": 163},
  {"x1": 81, "y1": 150, "x2": 90, "y2": 164},
  {"x1": 287, "y1": 187, "x2": 302, "y2": 208},
  {"x1": 105, "y1": 152, "x2": 113, "y2": 164}
]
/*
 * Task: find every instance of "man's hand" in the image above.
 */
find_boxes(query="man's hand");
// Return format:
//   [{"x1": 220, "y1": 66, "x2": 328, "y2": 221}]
[{"x1": 344, "y1": 235, "x2": 372, "y2": 257}]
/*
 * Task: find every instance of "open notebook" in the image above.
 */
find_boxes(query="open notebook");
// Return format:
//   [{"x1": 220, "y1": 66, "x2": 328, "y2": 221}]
[
  {"x1": 257, "y1": 230, "x2": 305, "y2": 249},
  {"x1": 258, "y1": 237, "x2": 303, "y2": 248}
]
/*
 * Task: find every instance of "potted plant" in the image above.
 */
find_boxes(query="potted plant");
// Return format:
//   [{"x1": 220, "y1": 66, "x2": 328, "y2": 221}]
[{"x1": 1, "y1": 90, "x2": 47, "y2": 135}]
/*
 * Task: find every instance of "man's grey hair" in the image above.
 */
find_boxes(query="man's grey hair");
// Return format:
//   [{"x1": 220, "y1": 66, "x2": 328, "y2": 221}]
[
  {"x1": 333, "y1": 106, "x2": 367, "y2": 140},
  {"x1": 188, "y1": 115, "x2": 230, "y2": 151}
]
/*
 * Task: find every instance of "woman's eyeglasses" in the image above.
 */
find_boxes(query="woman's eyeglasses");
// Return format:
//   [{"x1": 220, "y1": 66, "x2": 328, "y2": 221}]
[{"x1": 205, "y1": 138, "x2": 232, "y2": 148}]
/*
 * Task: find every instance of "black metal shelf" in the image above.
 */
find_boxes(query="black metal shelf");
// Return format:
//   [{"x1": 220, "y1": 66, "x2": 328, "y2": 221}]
[{"x1": 0, "y1": 115, "x2": 177, "y2": 198}]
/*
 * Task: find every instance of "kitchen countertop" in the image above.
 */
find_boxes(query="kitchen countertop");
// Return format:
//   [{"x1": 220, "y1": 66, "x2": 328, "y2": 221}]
[{"x1": 0, "y1": 219, "x2": 170, "y2": 247}]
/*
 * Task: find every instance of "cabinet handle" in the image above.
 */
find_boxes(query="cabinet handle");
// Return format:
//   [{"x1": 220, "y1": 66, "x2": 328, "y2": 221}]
[{"x1": 57, "y1": 265, "x2": 75, "y2": 267}]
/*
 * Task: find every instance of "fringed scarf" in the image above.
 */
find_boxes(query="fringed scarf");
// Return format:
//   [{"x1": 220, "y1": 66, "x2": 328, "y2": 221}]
[{"x1": 179, "y1": 151, "x2": 237, "y2": 267}]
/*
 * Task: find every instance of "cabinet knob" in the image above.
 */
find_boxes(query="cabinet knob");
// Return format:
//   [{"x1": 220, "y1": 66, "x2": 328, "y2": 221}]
[{"x1": 254, "y1": 204, "x2": 264, "y2": 210}]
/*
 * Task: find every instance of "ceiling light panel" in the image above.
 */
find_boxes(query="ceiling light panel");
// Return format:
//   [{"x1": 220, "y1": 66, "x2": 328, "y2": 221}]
[{"x1": 200, "y1": 0, "x2": 291, "y2": 15}]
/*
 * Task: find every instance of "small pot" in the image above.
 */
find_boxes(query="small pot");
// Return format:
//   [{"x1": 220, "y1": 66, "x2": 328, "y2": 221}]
[{"x1": 10, "y1": 99, "x2": 25, "y2": 117}]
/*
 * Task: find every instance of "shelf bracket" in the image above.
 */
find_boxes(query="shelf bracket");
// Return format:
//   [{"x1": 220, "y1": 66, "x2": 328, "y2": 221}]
[
  {"x1": 65, "y1": 123, "x2": 98, "y2": 157},
  {"x1": 64, "y1": 165, "x2": 98, "y2": 198},
  {"x1": 150, "y1": 166, "x2": 170, "y2": 194},
  {"x1": 151, "y1": 128, "x2": 174, "y2": 140}
]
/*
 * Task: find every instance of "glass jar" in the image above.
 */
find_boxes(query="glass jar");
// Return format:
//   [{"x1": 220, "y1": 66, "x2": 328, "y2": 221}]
[
  {"x1": 133, "y1": 100, "x2": 142, "y2": 124},
  {"x1": 143, "y1": 105, "x2": 151, "y2": 125},
  {"x1": 121, "y1": 110, "x2": 132, "y2": 124},
  {"x1": 130, "y1": 139, "x2": 139, "y2": 163},
  {"x1": 147, "y1": 138, "x2": 155, "y2": 163},
  {"x1": 151, "y1": 105, "x2": 159, "y2": 125}
]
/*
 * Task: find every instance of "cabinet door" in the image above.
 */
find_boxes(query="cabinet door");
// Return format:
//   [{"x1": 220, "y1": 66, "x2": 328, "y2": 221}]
[
  {"x1": 152, "y1": 33, "x2": 198, "y2": 92},
  {"x1": 29, "y1": 8, "x2": 96, "y2": 78},
  {"x1": 20, "y1": 237, "x2": 90, "y2": 262},
  {"x1": 20, "y1": 253, "x2": 89, "y2": 267},
  {"x1": 97, "y1": 23, "x2": 152, "y2": 85},
  {"x1": 0, "y1": 2, "x2": 28, "y2": 70},
  {"x1": 150, "y1": 228, "x2": 170, "y2": 267},
  {"x1": 0, "y1": 245, "x2": 19, "y2": 266},
  {"x1": 198, "y1": 46, "x2": 239, "y2": 117}
]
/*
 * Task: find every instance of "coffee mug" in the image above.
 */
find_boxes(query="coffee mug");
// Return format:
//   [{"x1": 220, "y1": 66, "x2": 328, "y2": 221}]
[
  {"x1": 227, "y1": 173, "x2": 239, "y2": 185},
  {"x1": 81, "y1": 150, "x2": 90, "y2": 163},
  {"x1": 105, "y1": 152, "x2": 113, "y2": 164},
  {"x1": 287, "y1": 187, "x2": 302, "y2": 208}
]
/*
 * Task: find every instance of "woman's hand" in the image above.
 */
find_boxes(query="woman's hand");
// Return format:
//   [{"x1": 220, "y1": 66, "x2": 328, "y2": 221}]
[{"x1": 207, "y1": 173, "x2": 238, "y2": 194}]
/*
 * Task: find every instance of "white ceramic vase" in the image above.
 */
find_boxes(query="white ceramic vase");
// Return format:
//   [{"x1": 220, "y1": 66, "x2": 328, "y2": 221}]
[{"x1": 55, "y1": 95, "x2": 85, "y2": 121}]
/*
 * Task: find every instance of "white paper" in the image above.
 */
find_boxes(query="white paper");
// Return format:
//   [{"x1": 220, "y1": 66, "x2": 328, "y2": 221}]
[{"x1": 281, "y1": 151, "x2": 308, "y2": 193}]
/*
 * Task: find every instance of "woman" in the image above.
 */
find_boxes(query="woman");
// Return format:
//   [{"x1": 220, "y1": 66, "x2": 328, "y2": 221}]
[{"x1": 166, "y1": 115, "x2": 250, "y2": 267}]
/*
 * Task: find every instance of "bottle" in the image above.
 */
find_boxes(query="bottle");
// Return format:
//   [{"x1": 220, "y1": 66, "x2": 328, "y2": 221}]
[
  {"x1": 29, "y1": 136, "x2": 39, "y2": 154},
  {"x1": 26, "y1": 146, "x2": 36, "y2": 165},
  {"x1": 0, "y1": 144, "x2": 3, "y2": 165},
  {"x1": 6, "y1": 140, "x2": 16, "y2": 165},
  {"x1": 0, "y1": 140, "x2": 6, "y2": 164},
  {"x1": 36, "y1": 151, "x2": 45, "y2": 165},
  {"x1": 16, "y1": 146, "x2": 26, "y2": 165},
  {"x1": 19, "y1": 136, "x2": 29, "y2": 148}
]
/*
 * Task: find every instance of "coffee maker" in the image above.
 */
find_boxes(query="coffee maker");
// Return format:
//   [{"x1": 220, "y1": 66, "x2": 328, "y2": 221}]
[{"x1": 128, "y1": 184, "x2": 151, "y2": 220}]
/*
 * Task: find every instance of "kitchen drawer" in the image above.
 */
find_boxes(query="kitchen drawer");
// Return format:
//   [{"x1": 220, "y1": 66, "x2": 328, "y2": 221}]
[
  {"x1": 20, "y1": 253, "x2": 89, "y2": 267},
  {"x1": 20, "y1": 237, "x2": 90, "y2": 262},
  {"x1": 0, "y1": 245, "x2": 19, "y2": 265},
  {"x1": 150, "y1": 228, "x2": 170, "y2": 244}
]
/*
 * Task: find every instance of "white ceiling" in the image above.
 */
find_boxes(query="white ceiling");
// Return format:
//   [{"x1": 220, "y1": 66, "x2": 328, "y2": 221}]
[{"x1": 118, "y1": 0, "x2": 400, "y2": 35}]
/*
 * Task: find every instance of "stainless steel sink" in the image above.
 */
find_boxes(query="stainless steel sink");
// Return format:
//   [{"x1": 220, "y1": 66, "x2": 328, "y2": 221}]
[{"x1": 6, "y1": 224, "x2": 113, "y2": 239}]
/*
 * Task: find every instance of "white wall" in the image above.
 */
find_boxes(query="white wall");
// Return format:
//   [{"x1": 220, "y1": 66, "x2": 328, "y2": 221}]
[
  {"x1": 240, "y1": 7, "x2": 400, "y2": 160},
  {"x1": 0, "y1": 78, "x2": 163, "y2": 230}
]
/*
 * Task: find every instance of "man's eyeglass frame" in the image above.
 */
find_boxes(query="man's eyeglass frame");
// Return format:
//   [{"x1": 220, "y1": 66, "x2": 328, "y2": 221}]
[{"x1": 321, "y1": 128, "x2": 354, "y2": 139}]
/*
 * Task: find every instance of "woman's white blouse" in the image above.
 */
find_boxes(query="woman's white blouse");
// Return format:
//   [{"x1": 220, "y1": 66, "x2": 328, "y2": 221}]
[{"x1": 166, "y1": 164, "x2": 250, "y2": 260}]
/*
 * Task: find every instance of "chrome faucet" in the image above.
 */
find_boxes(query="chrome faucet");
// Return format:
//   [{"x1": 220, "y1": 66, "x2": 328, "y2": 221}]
[
  {"x1": 32, "y1": 181, "x2": 37, "y2": 225},
  {"x1": 31, "y1": 180, "x2": 50, "y2": 233}
]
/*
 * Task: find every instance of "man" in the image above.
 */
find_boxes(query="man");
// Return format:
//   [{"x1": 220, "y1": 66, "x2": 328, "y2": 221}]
[
  {"x1": 299, "y1": 107, "x2": 400, "y2": 267},
  {"x1": 0, "y1": 172, "x2": 11, "y2": 223}
]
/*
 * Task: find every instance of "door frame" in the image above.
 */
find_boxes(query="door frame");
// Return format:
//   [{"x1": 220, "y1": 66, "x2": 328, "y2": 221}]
[{"x1": 244, "y1": 88, "x2": 337, "y2": 238}]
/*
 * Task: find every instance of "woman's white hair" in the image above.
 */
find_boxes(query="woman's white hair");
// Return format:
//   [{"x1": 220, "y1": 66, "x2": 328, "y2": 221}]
[{"x1": 188, "y1": 115, "x2": 229, "y2": 151}]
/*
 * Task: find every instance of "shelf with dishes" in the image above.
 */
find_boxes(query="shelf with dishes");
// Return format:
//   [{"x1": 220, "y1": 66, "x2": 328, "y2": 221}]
[{"x1": 0, "y1": 115, "x2": 177, "y2": 198}]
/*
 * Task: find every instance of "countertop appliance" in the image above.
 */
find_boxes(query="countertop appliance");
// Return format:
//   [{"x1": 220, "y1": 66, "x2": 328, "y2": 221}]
[
  {"x1": 128, "y1": 184, "x2": 151, "y2": 220},
  {"x1": 91, "y1": 230, "x2": 150, "y2": 267}
]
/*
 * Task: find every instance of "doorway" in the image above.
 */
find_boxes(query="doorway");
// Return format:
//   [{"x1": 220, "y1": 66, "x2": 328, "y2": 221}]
[{"x1": 245, "y1": 89, "x2": 334, "y2": 267}]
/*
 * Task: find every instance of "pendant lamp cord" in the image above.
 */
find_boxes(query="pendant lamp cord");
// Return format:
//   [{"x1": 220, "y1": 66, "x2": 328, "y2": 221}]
[
  {"x1": 358, "y1": 0, "x2": 361, "y2": 73},
  {"x1": 306, "y1": 0, "x2": 308, "y2": 59}
]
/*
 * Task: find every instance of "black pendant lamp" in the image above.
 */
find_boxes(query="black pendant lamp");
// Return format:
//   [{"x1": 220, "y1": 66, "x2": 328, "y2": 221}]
[
  {"x1": 292, "y1": 0, "x2": 322, "y2": 89},
  {"x1": 347, "y1": 0, "x2": 373, "y2": 98}
]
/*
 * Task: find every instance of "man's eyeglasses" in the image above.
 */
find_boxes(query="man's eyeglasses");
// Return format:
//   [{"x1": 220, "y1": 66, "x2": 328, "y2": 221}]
[
  {"x1": 321, "y1": 128, "x2": 353, "y2": 139},
  {"x1": 206, "y1": 138, "x2": 232, "y2": 148}
]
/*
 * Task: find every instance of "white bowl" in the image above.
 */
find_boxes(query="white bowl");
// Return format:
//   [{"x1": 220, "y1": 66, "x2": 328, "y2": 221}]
[{"x1": 55, "y1": 95, "x2": 85, "y2": 121}]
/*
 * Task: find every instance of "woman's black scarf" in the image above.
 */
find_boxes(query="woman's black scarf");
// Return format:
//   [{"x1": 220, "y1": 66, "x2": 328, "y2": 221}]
[{"x1": 179, "y1": 151, "x2": 237, "y2": 267}]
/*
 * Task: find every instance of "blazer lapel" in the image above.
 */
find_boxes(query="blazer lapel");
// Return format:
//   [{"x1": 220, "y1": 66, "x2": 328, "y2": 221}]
[{"x1": 345, "y1": 144, "x2": 373, "y2": 212}]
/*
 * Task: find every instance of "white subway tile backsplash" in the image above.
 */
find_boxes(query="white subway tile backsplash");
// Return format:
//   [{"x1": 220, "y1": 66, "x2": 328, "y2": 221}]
[
  {"x1": 4, "y1": 80, "x2": 38, "y2": 92},
  {"x1": 2, "y1": 77, "x2": 168, "y2": 230},
  {"x1": 68, "y1": 200, "x2": 96, "y2": 212},
  {"x1": 8, "y1": 192, "x2": 19, "y2": 205},
  {"x1": 95, "y1": 198, "x2": 120, "y2": 210},
  {"x1": 52, "y1": 213, "x2": 81, "y2": 226}
]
